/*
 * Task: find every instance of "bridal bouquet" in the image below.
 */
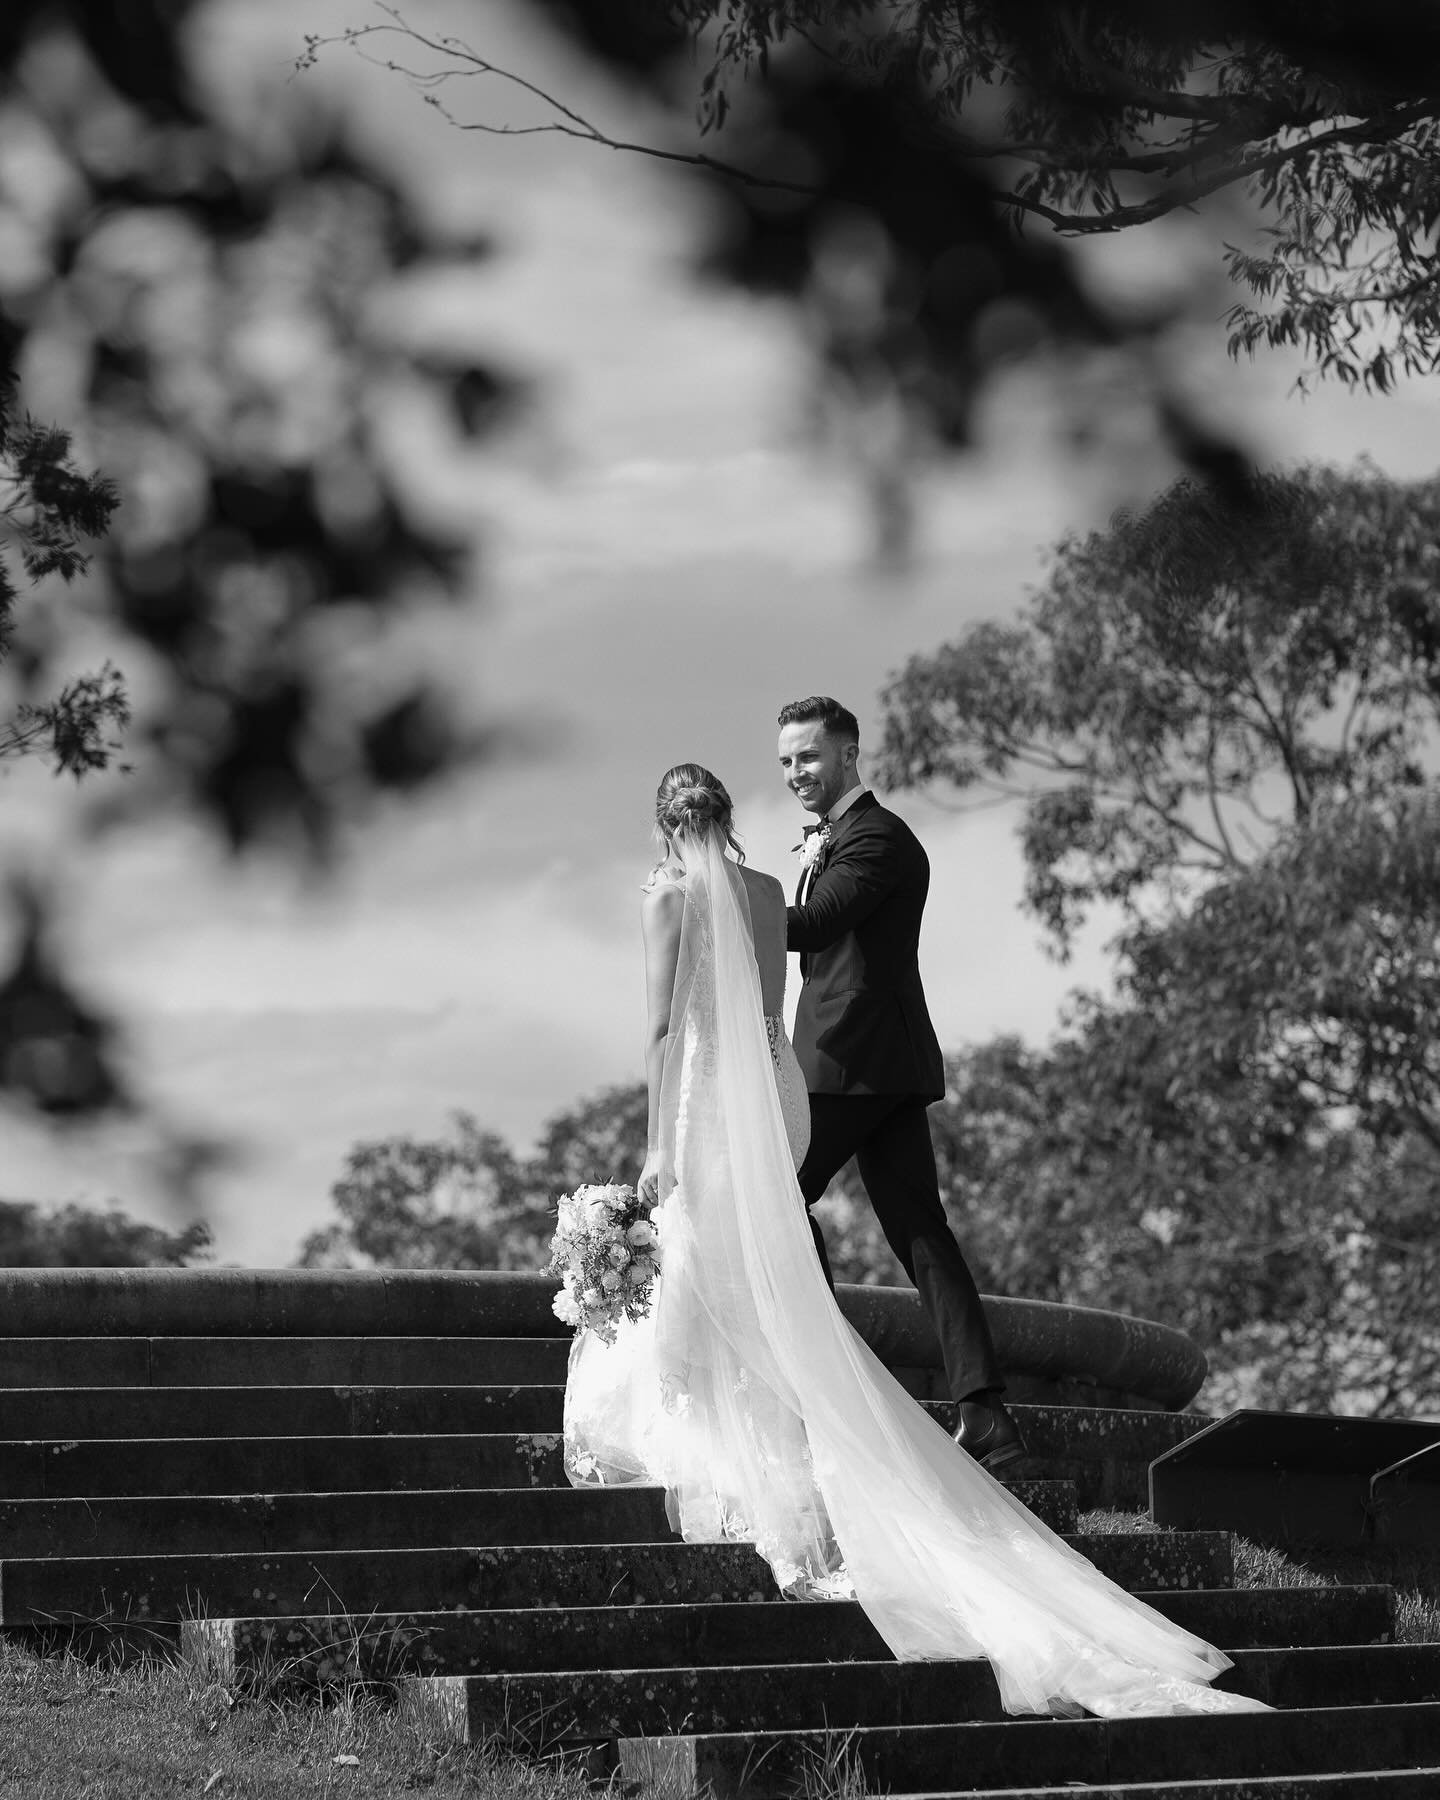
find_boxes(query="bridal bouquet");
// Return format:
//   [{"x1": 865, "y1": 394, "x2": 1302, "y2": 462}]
[{"x1": 547, "y1": 1182, "x2": 660, "y2": 1344}]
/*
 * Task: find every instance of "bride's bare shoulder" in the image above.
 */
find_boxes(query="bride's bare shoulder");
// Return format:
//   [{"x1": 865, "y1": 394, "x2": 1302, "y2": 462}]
[{"x1": 641, "y1": 878, "x2": 683, "y2": 942}]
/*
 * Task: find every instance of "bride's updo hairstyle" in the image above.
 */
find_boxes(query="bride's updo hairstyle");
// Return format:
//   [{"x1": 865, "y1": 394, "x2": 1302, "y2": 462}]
[{"x1": 653, "y1": 763, "x2": 745, "y2": 868}]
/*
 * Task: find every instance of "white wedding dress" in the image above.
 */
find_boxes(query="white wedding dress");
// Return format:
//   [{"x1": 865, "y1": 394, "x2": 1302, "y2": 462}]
[{"x1": 563, "y1": 828, "x2": 1269, "y2": 1720}]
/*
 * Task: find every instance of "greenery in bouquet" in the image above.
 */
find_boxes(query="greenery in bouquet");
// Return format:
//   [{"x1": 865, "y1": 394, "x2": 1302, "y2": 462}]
[{"x1": 547, "y1": 1182, "x2": 659, "y2": 1344}]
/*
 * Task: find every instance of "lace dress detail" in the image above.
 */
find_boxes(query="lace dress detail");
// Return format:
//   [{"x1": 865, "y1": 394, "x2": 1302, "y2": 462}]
[{"x1": 767, "y1": 1015, "x2": 811, "y2": 1170}]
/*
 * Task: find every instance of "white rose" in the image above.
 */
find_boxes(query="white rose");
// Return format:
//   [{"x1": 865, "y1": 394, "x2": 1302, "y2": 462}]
[
  {"x1": 605, "y1": 1187, "x2": 633, "y2": 1213},
  {"x1": 584, "y1": 1196, "x2": 610, "y2": 1227},
  {"x1": 601, "y1": 1269, "x2": 623, "y2": 1292},
  {"x1": 607, "y1": 1241, "x2": 630, "y2": 1267},
  {"x1": 626, "y1": 1220, "x2": 655, "y2": 1248},
  {"x1": 625, "y1": 1260, "x2": 653, "y2": 1286}
]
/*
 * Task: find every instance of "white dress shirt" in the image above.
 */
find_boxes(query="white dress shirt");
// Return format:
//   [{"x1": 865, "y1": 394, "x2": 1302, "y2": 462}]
[{"x1": 799, "y1": 784, "x2": 868, "y2": 902}]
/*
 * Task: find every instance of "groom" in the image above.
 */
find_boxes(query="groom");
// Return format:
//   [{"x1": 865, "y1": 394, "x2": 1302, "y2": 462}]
[{"x1": 779, "y1": 695, "x2": 1026, "y2": 1472}]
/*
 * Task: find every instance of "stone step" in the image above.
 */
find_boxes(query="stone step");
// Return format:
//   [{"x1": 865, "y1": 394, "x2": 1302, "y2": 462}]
[
  {"x1": 0, "y1": 1379, "x2": 1213, "y2": 1505},
  {"x1": 1228, "y1": 1641, "x2": 1440, "y2": 1708},
  {"x1": 0, "y1": 1543, "x2": 776, "y2": 1625},
  {"x1": 0, "y1": 1433, "x2": 1125, "y2": 1533},
  {"x1": 0, "y1": 1433, "x2": 566, "y2": 1498},
  {"x1": 0, "y1": 1384, "x2": 564, "y2": 1439},
  {"x1": 326, "y1": 1588, "x2": 1394, "y2": 1678},
  {"x1": 616, "y1": 1703, "x2": 1440, "y2": 1797},
  {"x1": 0, "y1": 1477, "x2": 1077, "y2": 1559},
  {"x1": 0, "y1": 1487, "x2": 671, "y2": 1558},
  {"x1": 0, "y1": 1337, "x2": 572, "y2": 1390},
  {"x1": 1009, "y1": 1404, "x2": 1209, "y2": 1465},
  {"x1": 0, "y1": 1385, "x2": 1195, "y2": 1488},
  {"x1": 0, "y1": 1441, "x2": 1072, "y2": 1535},
  {"x1": 199, "y1": 1626, "x2": 1438, "y2": 1723},
  {"x1": 0, "y1": 1345, "x2": 1198, "y2": 1458},
  {"x1": 388, "y1": 1641, "x2": 1440, "y2": 1742},
  {"x1": 990, "y1": 1405, "x2": 1211, "y2": 1512},
  {"x1": 0, "y1": 1530, "x2": 1225, "y2": 1625},
  {"x1": 915, "y1": 1773, "x2": 1440, "y2": 1800}
]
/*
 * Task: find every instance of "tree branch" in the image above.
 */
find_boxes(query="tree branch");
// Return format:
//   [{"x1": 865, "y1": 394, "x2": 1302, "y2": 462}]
[
  {"x1": 1001, "y1": 101, "x2": 1433, "y2": 235},
  {"x1": 306, "y1": 12, "x2": 1429, "y2": 241},
  {"x1": 300, "y1": 9, "x2": 822, "y2": 196},
  {"x1": 1203, "y1": 725, "x2": 1243, "y2": 869}
]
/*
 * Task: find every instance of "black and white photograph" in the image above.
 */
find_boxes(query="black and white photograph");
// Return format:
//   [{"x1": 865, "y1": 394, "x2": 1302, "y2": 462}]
[{"x1": 2, "y1": 1, "x2": 1440, "y2": 1792}]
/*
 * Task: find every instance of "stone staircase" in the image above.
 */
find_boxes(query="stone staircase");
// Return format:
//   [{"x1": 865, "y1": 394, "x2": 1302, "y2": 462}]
[{"x1": 1, "y1": 1278, "x2": 1439, "y2": 1796}]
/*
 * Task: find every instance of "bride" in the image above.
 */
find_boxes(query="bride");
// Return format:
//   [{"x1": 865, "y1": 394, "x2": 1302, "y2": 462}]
[{"x1": 563, "y1": 764, "x2": 1269, "y2": 1721}]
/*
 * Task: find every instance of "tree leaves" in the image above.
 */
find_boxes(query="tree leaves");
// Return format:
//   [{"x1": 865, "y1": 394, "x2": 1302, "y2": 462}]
[
  {"x1": 621, "y1": 2, "x2": 1440, "y2": 388},
  {"x1": 0, "y1": 1196, "x2": 210, "y2": 1267},
  {"x1": 296, "y1": 1089, "x2": 651, "y2": 1273},
  {"x1": 877, "y1": 462, "x2": 1440, "y2": 947},
  {"x1": 931, "y1": 1029, "x2": 1440, "y2": 1415},
  {"x1": 875, "y1": 459, "x2": 1440, "y2": 1411}
]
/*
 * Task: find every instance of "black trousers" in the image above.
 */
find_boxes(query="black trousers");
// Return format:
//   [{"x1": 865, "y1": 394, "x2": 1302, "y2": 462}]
[{"x1": 797, "y1": 1093, "x2": 1003, "y2": 1403}]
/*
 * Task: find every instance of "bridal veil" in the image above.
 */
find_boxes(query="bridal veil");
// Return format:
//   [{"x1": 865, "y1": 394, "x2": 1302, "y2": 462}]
[{"x1": 565, "y1": 828, "x2": 1269, "y2": 1720}]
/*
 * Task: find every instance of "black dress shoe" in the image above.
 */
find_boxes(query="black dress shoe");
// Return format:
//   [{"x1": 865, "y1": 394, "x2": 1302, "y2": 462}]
[{"x1": 952, "y1": 1396, "x2": 1028, "y2": 1473}]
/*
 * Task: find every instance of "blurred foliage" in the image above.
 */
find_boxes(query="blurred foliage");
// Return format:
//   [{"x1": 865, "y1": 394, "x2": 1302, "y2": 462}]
[
  {"x1": 675, "y1": 0, "x2": 1440, "y2": 390},
  {"x1": 0, "y1": 1194, "x2": 210, "y2": 1265},
  {"x1": 0, "y1": 0, "x2": 521, "y2": 1154},
  {"x1": 309, "y1": 0, "x2": 1264, "y2": 554},
  {"x1": 296, "y1": 1087, "x2": 651, "y2": 1271},
  {"x1": 297, "y1": 1113, "x2": 541, "y2": 1272},
  {"x1": 322, "y1": 0, "x2": 1440, "y2": 533},
  {"x1": 0, "y1": 884, "x2": 127, "y2": 1115},
  {"x1": 929, "y1": 1037, "x2": 1440, "y2": 1418},
  {"x1": 529, "y1": 1083, "x2": 651, "y2": 1200}
]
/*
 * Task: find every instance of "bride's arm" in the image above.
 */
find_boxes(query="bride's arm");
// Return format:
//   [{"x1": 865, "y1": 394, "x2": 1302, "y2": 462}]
[{"x1": 637, "y1": 883, "x2": 683, "y2": 1205}]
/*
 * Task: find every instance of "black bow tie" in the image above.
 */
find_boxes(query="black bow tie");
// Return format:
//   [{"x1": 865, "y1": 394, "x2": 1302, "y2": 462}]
[{"x1": 803, "y1": 816, "x2": 830, "y2": 837}]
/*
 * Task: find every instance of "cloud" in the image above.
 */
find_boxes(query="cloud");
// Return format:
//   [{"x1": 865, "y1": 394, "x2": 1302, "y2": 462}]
[{"x1": 2, "y1": 999, "x2": 637, "y2": 1266}]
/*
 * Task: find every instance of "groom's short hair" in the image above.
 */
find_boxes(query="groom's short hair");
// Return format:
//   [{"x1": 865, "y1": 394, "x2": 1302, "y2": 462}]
[{"x1": 777, "y1": 696, "x2": 860, "y2": 744}]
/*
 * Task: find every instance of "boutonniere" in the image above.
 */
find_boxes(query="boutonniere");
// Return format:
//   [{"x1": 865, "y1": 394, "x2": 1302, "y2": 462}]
[{"x1": 794, "y1": 823, "x2": 832, "y2": 871}]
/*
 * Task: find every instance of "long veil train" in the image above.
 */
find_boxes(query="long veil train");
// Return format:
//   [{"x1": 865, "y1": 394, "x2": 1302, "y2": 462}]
[{"x1": 564, "y1": 828, "x2": 1269, "y2": 1720}]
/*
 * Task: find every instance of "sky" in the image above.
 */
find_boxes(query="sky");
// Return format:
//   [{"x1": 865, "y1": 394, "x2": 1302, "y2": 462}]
[{"x1": 5, "y1": 0, "x2": 1440, "y2": 1264}]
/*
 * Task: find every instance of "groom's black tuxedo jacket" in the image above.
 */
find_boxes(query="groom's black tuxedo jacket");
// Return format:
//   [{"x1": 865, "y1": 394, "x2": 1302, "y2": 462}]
[{"x1": 786, "y1": 791, "x2": 946, "y2": 1101}]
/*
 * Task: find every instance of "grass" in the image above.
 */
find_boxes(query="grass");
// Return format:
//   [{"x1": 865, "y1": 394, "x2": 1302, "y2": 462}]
[
  {"x1": 0, "y1": 1633, "x2": 599, "y2": 1800},
  {"x1": 1229, "y1": 1536, "x2": 1440, "y2": 1644}
]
